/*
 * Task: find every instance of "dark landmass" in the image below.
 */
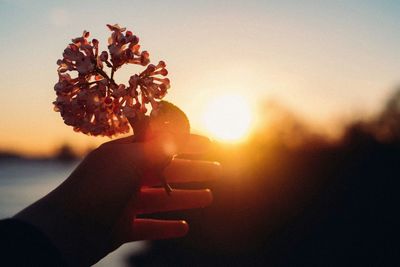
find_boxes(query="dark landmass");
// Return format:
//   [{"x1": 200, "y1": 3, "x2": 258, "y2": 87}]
[
  {"x1": 127, "y1": 89, "x2": 400, "y2": 266},
  {"x1": 0, "y1": 144, "x2": 80, "y2": 163},
  {"x1": 0, "y1": 152, "x2": 25, "y2": 161}
]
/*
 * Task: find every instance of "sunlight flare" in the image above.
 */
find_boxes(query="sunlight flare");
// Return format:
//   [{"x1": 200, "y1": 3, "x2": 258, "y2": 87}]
[{"x1": 202, "y1": 94, "x2": 253, "y2": 142}]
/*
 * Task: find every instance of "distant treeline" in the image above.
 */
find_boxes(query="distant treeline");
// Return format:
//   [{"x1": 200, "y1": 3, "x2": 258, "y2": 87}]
[{"x1": 0, "y1": 144, "x2": 79, "y2": 162}]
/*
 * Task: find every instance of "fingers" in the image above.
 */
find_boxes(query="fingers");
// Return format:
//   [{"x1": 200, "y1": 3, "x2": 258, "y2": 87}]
[
  {"x1": 103, "y1": 134, "x2": 211, "y2": 155},
  {"x1": 95, "y1": 134, "x2": 214, "y2": 178},
  {"x1": 165, "y1": 159, "x2": 221, "y2": 183},
  {"x1": 142, "y1": 158, "x2": 221, "y2": 186},
  {"x1": 178, "y1": 134, "x2": 211, "y2": 154},
  {"x1": 139, "y1": 133, "x2": 211, "y2": 159},
  {"x1": 130, "y1": 219, "x2": 189, "y2": 241},
  {"x1": 135, "y1": 188, "x2": 213, "y2": 214}
]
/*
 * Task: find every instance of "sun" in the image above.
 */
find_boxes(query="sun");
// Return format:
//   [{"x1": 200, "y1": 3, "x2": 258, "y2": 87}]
[{"x1": 202, "y1": 94, "x2": 253, "y2": 142}]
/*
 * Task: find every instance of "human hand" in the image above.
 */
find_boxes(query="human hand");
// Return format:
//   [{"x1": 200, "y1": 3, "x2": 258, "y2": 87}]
[{"x1": 14, "y1": 134, "x2": 220, "y2": 266}]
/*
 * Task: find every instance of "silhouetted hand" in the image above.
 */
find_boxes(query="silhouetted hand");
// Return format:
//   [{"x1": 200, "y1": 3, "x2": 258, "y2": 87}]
[{"x1": 14, "y1": 134, "x2": 220, "y2": 266}]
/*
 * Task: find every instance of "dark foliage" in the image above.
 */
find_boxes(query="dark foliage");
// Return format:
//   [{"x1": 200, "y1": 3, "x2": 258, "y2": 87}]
[{"x1": 129, "y1": 90, "x2": 400, "y2": 266}]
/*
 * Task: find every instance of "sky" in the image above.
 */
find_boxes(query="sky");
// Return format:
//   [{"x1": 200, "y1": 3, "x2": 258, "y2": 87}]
[{"x1": 1, "y1": 0, "x2": 400, "y2": 155}]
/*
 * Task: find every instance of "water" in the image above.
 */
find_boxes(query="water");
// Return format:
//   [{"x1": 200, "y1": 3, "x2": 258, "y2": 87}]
[{"x1": 0, "y1": 159, "x2": 147, "y2": 267}]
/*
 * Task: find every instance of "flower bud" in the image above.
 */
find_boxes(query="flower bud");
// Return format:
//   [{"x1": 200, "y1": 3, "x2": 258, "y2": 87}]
[{"x1": 100, "y1": 51, "x2": 108, "y2": 61}]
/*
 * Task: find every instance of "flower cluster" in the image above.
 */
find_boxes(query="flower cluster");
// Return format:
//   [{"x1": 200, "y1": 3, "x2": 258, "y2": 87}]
[{"x1": 54, "y1": 24, "x2": 170, "y2": 137}]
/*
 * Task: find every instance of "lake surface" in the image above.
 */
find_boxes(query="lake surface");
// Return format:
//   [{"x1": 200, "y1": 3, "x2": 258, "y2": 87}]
[{"x1": 0, "y1": 159, "x2": 147, "y2": 267}]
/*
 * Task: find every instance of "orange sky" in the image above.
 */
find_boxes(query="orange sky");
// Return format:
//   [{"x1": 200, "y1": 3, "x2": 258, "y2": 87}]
[{"x1": 1, "y1": 0, "x2": 400, "y2": 155}]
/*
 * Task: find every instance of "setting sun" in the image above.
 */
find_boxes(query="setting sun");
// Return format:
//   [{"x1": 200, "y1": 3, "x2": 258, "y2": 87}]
[{"x1": 202, "y1": 94, "x2": 253, "y2": 142}]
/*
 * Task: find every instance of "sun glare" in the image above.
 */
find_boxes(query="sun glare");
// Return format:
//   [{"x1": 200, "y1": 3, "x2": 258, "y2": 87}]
[{"x1": 202, "y1": 94, "x2": 253, "y2": 142}]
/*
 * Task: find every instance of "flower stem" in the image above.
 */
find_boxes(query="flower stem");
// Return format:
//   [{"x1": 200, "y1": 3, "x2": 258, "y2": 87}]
[
  {"x1": 111, "y1": 68, "x2": 115, "y2": 81},
  {"x1": 96, "y1": 67, "x2": 117, "y2": 86}
]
